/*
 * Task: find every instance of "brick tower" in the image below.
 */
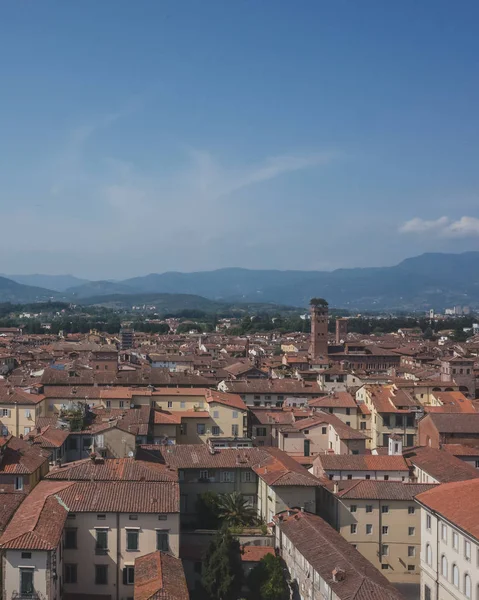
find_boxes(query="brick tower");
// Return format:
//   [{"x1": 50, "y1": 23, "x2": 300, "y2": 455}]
[
  {"x1": 335, "y1": 318, "x2": 348, "y2": 344},
  {"x1": 309, "y1": 298, "x2": 329, "y2": 359}
]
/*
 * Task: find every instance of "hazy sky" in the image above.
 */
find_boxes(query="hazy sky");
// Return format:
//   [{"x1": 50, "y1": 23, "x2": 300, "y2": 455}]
[{"x1": 1, "y1": 0, "x2": 479, "y2": 279}]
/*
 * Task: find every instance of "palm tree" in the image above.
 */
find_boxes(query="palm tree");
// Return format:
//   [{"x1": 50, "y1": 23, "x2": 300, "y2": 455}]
[{"x1": 216, "y1": 492, "x2": 258, "y2": 527}]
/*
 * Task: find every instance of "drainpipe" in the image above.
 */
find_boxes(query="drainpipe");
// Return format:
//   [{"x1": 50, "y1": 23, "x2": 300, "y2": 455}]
[
  {"x1": 116, "y1": 512, "x2": 120, "y2": 600},
  {"x1": 435, "y1": 512, "x2": 440, "y2": 600}
]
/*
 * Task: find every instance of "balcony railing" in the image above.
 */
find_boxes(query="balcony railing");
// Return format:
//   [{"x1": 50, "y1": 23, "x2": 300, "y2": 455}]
[
  {"x1": 95, "y1": 547, "x2": 109, "y2": 555},
  {"x1": 12, "y1": 591, "x2": 45, "y2": 600}
]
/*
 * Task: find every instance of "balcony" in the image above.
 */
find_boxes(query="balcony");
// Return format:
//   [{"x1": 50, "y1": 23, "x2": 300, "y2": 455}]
[
  {"x1": 12, "y1": 592, "x2": 45, "y2": 600},
  {"x1": 95, "y1": 547, "x2": 109, "y2": 555}
]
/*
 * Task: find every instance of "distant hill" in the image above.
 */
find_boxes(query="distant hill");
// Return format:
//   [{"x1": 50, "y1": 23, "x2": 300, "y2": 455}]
[
  {"x1": 0, "y1": 276, "x2": 61, "y2": 303},
  {"x1": 8, "y1": 252, "x2": 479, "y2": 310},
  {"x1": 79, "y1": 292, "x2": 228, "y2": 312},
  {"x1": 2, "y1": 274, "x2": 89, "y2": 292},
  {"x1": 67, "y1": 280, "x2": 136, "y2": 299}
]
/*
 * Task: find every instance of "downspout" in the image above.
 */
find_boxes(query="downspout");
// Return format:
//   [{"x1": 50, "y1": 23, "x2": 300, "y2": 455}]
[
  {"x1": 435, "y1": 512, "x2": 440, "y2": 600},
  {"x1": 116, "y1": 512, "x2": 120, "y2": 600}
]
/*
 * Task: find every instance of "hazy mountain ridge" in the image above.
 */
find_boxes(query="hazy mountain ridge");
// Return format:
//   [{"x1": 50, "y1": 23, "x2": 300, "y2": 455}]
[{"x1": 2, "y1": 252, "x2": 479, "y2": 309}]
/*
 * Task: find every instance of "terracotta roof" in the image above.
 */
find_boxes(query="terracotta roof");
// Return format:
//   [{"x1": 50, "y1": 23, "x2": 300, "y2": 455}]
[
  {"x1": 29, "y1": 426, "x2": 69, "y2": 449},
  {"x1": 138, "y1": 445, "x2": 320, "y2": 487},
  {"x1": 46, "y1": 457, "x2": 178, "y2": 482},
  {"x1": 57, "y1": 481, "x2": 179, "y2": 513},
  {"x1": 0, "y1": 436, "x2": 50, "y2": 475},
  {"x1": 416, "y1": 479, "x2": 479, "y2": 540},
  {"x1": 309, "y1": 392, "x2": 357, "y2": 408},
  {"x1": 275, "y1": 510, "x2": 404, "y2": 600},
  {"x1": 205, "y1": 389, "x2": 247, "y2": 411},
  {"x1": 249, "y1": 409, "x2": 295, "y2": 426},
  {"x1": 220, "y1": 379, "x2": 322, "y2": 395},
  {"x1": 0, "y1": 385, "x2": 45, "y2": 405},
  {"x1": 134, "y1": 551, "x2": 189, "y2": 600},
  {"x1": 315, "y1": 454, "x2": 409, "y2": 472},
  {"x1": 291, "y1": 413, "x2": 368, "y2": 440},
  {"x1": 404, "y1": 446, "x2": 479, "y2": 483},
  {"x1": 429, "y1": 392, "x2": 476, "y2": 413},
  {"x1": 241, "y1": 545, "x2": 275, "y2": 562},
  {"x1": 0, "y1": 493, "x2": 25, "y2": 532},
  {"x1": 0, "y1": 480, "x2": 72, "y2": 549},
  {"x1": 422, "y1": 413, "x2": 479, "y2": 433},
  {"x1": 327, "y1": 480, "x2": 436, "y2": 500},
  {"x1": 442, "y1": 443, "x2": 479, "y2": 457}
]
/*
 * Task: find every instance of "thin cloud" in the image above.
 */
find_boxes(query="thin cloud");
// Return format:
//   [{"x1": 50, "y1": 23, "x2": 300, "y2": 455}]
[{"x1": 399, "y1": 216, "x2": 479, "y2": 237}]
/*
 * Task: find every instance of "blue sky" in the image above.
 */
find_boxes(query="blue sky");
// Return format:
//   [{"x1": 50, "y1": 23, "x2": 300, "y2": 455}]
[{"x1": 1, "y1": 0, "x2": 479, "y2": 279}]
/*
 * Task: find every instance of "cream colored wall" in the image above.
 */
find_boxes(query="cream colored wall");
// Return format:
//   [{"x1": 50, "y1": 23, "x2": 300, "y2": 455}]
[
  {"x1": 274, "y1": 486, "x2": 316, "y2": 515},
  {"x1": 151, "y1": 393, "x2": 205, "y2": 411},
  {"x1": 4, "y1": 547, "x2": 60, "y2": 600},
  {"x1": 339, "y1": 498, "x2": 421, "y2": 583},
  {"x1": 62, "y1": 511, "x2": 179, "y2": 599},
  {"x1": 0, "y1": 400, "x2": 44, "y2": 437},
  {"x1": 100, "y1": 428, "x2": 136, "y2": 458}
]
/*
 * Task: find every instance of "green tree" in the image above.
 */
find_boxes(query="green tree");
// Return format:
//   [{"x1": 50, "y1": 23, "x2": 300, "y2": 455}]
[
  {"x1": 202, "y1": 528, "x2": 244, "y2": 600},
  {"x1": 196, "y1": 492, "x2": 220, "y2": 529},
  {"x1": 216, "y1": 492, "x2": 257, "y2": 527},
  {"x1": 247, "y1": 553, "x2": 289, "y2": 600}
]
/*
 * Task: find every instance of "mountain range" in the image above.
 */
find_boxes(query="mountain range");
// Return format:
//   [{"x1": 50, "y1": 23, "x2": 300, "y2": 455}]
[{"x1": 2, "y1": 252, "x2": 479, "y2": 310}]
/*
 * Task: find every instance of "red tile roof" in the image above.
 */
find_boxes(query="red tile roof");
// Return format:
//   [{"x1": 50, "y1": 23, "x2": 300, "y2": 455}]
[
  {"x1": 404, "y1": 446, "x2": 479, "y2": 483},
  {"x1": 206, "y1": 389, "x2": 247, "y2": 411},
  {"x1": 0, "y1": 493, "x2": 25, "y2": 532},
  {"x1": 241, "y1": 545, "x2": 275, "y2": 562},
  {"x1": 416, "y1": 479, "x2": 479, "y2": 541},
  {"x1": 309, "y1": 392, "x2": 357, "y2": 408},
  {"x1": 315, "y1": 454, "x2": 409, "y2": 472},
  {"x1": 327, "y1": 480, "x2": 436, "y2": 500},
  {"x1": 0, "y1": 436, "x2": 50, "y2": 475},
  {"x1": 275, "y1": 510, "x2": 404, "y2": 600},
  {"x1": 134, "y1": 551, "x2": 189, "y2": 600},
  {"x1": 46, "y1": 457, "x2": 178, "y2": 482}
]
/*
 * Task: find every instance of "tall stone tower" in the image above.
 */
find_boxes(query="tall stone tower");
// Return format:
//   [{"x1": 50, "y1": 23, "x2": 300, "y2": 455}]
[
  {"x1": 309, "y1": 298, "x2": 329, "y2": 359},
  {"x1": 335, "y1": 318, "x2": 348, "y2": 344}
]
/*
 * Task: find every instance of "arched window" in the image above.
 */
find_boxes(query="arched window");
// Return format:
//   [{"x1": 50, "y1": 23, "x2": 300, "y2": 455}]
[
  {"x1": 452, "y1": 564, "x2": 459, "y2": 588},
  {"x1": 441, "y1": 555, "x2": 448, "y2": 577},
  {"x1": 464, "y1": 574, "x2": 471, "y2": 599},
  {"x1": 426, "y1": 544, "x2": 432, "y2": 566}
]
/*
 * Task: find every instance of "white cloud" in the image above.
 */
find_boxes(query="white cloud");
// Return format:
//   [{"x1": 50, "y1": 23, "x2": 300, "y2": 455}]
[
  {"x1": 399, "y1": 215, "x2": 479, "y2": 238},
  {"x1": 399, "y1": 216, "x2": 449, "y2": 234}
]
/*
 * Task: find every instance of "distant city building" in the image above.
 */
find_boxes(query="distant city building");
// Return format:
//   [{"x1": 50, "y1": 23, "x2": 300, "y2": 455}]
[{"x1": 120, "y1": 328, "x2": 134, "y2": 350}]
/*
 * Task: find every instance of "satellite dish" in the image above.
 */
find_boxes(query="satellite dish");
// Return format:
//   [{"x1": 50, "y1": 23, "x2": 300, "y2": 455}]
[{"x1": 128, "y1": 451, "x2": 134, "y2": 458}]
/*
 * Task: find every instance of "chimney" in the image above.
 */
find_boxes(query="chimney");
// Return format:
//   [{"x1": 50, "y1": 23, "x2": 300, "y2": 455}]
[
  {"x1": 333, "y1": 481, "x2": 339, "y2": 494},
  {"x1": 332, "y1": 567, "x2": 345, "y2": 582}
]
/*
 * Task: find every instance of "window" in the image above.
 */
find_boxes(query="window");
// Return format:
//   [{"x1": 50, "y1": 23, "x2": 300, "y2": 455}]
[
  {"x1": 232, "y1": 411, "x2": 238, "y2": 419},
  {"x1": 408, "y1": 506, "x2": 415, "y2": 515},
  {"x1": 67, "y1": 513, "x2": 76, "y2": 520},
  {"x1": 346, "y1": 422, "x2": 351, "y2": 427},
  {"x1": 25, "y1": 409, "x2": 31, "y2": 419},
  {"x1": 441, "y1": 523, "x2": 447, "y2": 542},
  {"x1": 382, "y1": 526, "x2": 389, "y2": 535},
  {"x1": 384, "y1": 475, "x2": 389, "y2": 481},
  {"x1": 199, "y1": 470, "x2": 209, "y2": 480},
  {"x1": 452, "y1": 563, "x2": 459, "y2": 588},
  {"x1": 350, "y1": 524, "x2": 357, "y2": 534},
  {"x1": 126, "y1": 529, "x2": 139, "y2": 551},
  {"x1": 14, "y1": 477, "x2": 23, "y2": 491},
  {"x1": 158, "y1": 514, "x2": 167, "y2": 521},
  {"x1": 426, "y1": 544, "x2": 432, "y2": 566},
  {"x1": 383, "y1": 416, "x2": 390, "y2": 427},
  {"x1": 408, "y1": 546, "x2": 415, "y2": 557},
  {"x1": 407, "y1": 564, "x2": 415, "y2": 571},
  {"x1": 350, "y1": 505, "x2": 357, "y2": 513},
  {"x1": 381, "y1": 505, "x2": 389, "y2": 513},
  {"x1": 20, "y1": 568, "x2": 34, "y2": 595},
  {"x1": 321, "y1": 427, "x2": 327, "y2": 434},
  {"x1": 95, "y1": 529, "x2": 108, "y2": 554},
  {"x1": 2, "y1": 409, "x2": 8, "y2": 417},
  {"x1": 167, "y1": 401, "x2": 173, "y2": 408},
  {"x1": 180, "y1": 423, "x2": 187, "y2": 435},
  {"x1": 346, "y1": 408, "x2": 351, "y2": 415},
  {"x1": 347, "y1": 474, "x2": 352, "y2": 480},
  {"x1": 464, "y1": 573, "x2": 471, "y2": 599},
  {"x1": 382, "y1": 544, "x2": 389, "y2": 556},
  {"x1": 465, "y1": 539, "x2": 471, "y2": 561},
  {"x1": 241, "y1": 471, "x2": 253, "y2": 483},
  {"x1": 254, "y1": 395, "x2": 260, "y2": 400},
  {"x1": 365, "y1": 474, "x2": 371, "y2": 480},
  {"x1": 95, "y1": 564, "x2": 108, "y2": 585},
  {"x1": 441, "y1": 555, "x2": 448, "y2": 577},
  {"x1": 180, "y1": 401, "x2": 186, "y2": 409},
  {"x1": 381, "y1": 564, "x2": 389, "y2": 570},
  {"x1": 396, "y1": 415, "x2": 403, "y2": 427},
  {"x1": 212, "y1": 410, "x2": 219, "y2": 419},
  {"x1": 65, "y1": 564, "x2": 77, "y2": 584},
  {"x1": 119, "y1": 400, "x2": 124, "y2": 408},
  {"x1": 366, "y1": 524, "x2": 373, "y2": 535},
  {"x1": 220, "y1": 471, "x2": 235, "y2": 483},
  {"x1": 123, "y1": 566, "x2": 135, "y2": 585},
  {"x1": 426, "y1": 514, "x2": 432, "y2": 530},
  {"x1": 21, "y1": 552, "x2": 32, "y2": 559},
  {"x1": 197, "y1": 423, "x2": 206, "y2": 435},
  {"x1": 424, "y1": 585, "x2": 431, "y2": 600},
  {"x1": 97, "y1": 514, "x2": 106, "y2": 520},
  {"x1": 255, "y1": 427, "x2": 267, "y2": 437},
  {"x1": 408, "y1": 527, "x2": 415, "y2": 536},
  {"x1": 156, "y1": 530, "x2": 169, "y2": 551},
  {"x1": 366, "y1": 505, "x2": 373, "y2": 513},
  {"x1": 129, "y1": 514, "x2": 138, "y2": 521},
  {"x1": 64, "y1": 528, "x2": 77, "y2": 549},
  {"x1": 232, "y1": 424, "x2": 239, "y2": 436},
  {"x1": 278, "y1": 395, "x2": 284, "y2": 401},
  {"x1": 451, "y1": 530, "x2": 458, "y2": 550}
]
